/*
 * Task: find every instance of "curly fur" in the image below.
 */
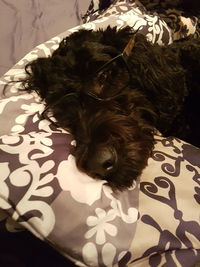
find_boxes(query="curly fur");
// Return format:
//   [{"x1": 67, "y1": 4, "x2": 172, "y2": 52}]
[
  {"x1": 22, "y1": 26, "x2": 200, "y2": 190},
  {"x1": 139, "y1": 0, "x2": 200, "y2": 16}
]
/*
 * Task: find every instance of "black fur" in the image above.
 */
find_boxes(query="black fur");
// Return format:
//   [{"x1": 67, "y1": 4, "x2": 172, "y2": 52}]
[
  {"x1": 139, "y1": 0, "x2": 200, "y2": 16},
  {"x1": 22, "y1": 26, "x2": 200, "y2": 190}
]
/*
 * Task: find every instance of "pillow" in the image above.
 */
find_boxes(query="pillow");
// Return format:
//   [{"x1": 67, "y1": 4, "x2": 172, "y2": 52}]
[
  {"x1": 0, "y1": 99, "x2": 199, "y2": 266},
  {"x1": 0, "y1": 1, "x2": 200, "y2": 266},
  {"x1": 83, "y1": 0, "x2": 198, "y2": 42}
]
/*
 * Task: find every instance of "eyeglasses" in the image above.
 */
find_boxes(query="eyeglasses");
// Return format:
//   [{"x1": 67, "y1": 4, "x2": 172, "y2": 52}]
[
  {"x1": 86, "y1": 37, "x2": 136, "y2": 101},
  {"x1": 42, "y1": 34, "x2": 137, "y2": 122}
]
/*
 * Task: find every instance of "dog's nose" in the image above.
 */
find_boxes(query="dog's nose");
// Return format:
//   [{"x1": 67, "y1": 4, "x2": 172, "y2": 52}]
[{"x1": 87, "y1": 147, "x2": 116, "y2": 178}]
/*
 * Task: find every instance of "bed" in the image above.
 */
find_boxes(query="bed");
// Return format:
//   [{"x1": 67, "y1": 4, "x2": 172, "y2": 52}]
[{"x1": 0, "y1": 1, "x2": 200, "y2": 266}]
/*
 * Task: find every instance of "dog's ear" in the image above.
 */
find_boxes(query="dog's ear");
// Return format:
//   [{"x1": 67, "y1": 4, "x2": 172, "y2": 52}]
[{"x1": 24, "y1": 57, "x2": 56, "y2": 99}]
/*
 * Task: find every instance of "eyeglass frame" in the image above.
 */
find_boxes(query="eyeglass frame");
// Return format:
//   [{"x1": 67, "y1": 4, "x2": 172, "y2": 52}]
[
  {"x1": 86, "y1": 37, "x2": 136, "y2": 101},
  {"x1": 41, "y1": 33, "x2": 137, "y2": 123}
]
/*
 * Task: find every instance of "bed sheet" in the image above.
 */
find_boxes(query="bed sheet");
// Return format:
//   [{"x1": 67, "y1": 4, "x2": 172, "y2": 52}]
[{"x1": 0, "y1": 0, "x2": 200, "y2": 266}]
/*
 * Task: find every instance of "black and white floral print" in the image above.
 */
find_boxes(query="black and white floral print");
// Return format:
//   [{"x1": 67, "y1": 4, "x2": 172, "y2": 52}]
[{"x1": 0, "y1": 1, "x2": 199, "y2": 266}]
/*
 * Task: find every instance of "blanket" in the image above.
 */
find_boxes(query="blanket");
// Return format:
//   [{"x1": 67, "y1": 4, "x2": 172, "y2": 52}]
[{"x1": 0, "y1": 1, "x2": 199, "y2": 266}]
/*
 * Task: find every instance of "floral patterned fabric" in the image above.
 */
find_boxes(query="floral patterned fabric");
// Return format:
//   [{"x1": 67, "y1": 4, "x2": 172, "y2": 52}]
[
  {"x1": 83, "y1": 0, "x2": 199, "y2": 41},
  {"x1": 0, "y1": 1, "x2": 200, "y2": 266}
]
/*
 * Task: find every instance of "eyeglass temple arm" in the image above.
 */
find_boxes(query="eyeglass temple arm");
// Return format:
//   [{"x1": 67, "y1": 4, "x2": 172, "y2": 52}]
[
  {"x1": 122, "y1": 25, "x2": 143, "y2": 58},
  {"x1": 122, "y1": 38, "x2": 135, "y2": 57}
]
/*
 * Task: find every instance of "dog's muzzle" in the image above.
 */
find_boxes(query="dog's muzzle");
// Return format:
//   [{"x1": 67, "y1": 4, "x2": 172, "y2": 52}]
[{"x1": 87, "y1": 146, "x2": 117, "y2": 178}]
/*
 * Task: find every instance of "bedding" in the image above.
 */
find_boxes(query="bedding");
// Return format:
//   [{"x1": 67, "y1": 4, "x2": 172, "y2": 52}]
[{"x1": 0, "y1": 0, "x2": 200, "y2": 266}]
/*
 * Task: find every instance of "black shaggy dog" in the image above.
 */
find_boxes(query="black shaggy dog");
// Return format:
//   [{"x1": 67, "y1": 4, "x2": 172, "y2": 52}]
[{"x1": 22, "y1": 26, "x2": 200, "y2": 190}]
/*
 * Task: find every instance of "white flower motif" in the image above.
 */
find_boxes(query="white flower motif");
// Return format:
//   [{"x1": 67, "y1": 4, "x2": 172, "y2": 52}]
[
  {"x1": 10, "y1": 160, "x2": 56, "y2": 238},
  {"x1": 37, "y1": 116, "x2": 69, "y2": 134},
  {"x1": 101, "y1": 182, "x2": 139, "y2": 224},
  {"x1": 11, "y1": 125, "x2": 25, "y2": 133},
  {"x1": 6, "y1": 217, "x2": 24, "y2": 233},
  {"x1": 0, "y1": 132, "x2": 53, "y2": 164},
  {"x1": 180, "y1": 16, "x2": 197, "y2": 35},
  {"x1": 117, "y1": 10, "x2": 147, "y2": 29},
  {"x1": 82, "y1": 242, "x2": 117, "y2": 266},
  {"x1": 0, "y1": 163, "x2": 11, "y2": 209},
  {"x1": 82, "y1": 242, "x2": 98, "y2": 267},
  {"x1": 145, "y1": 14, "x2": 172, "y2": 45},
  {"x1": 29, "y1": 132, "x2": 53, "y2": 147},
  {"x1": 71, "y1": 140, "x2": 76, "y2": 146},
  {"x1": 85, "y1": 208, "x2": 117, "y2": 245},
  {"x1": 12, "y1": 101, "x2": 45, "y2": 134},
  {"x1": 57, "y1": 155, "x2": 107, "y2": 205},
  {"x1": 0, "y1": 93, "x2": 33, "y2": 115},
  {"x1": 102, "y1": 243, "x2": 116, "y2": 266},
  {"x1": 110, "y1": 198, "x2": 138, "y2": 224}
]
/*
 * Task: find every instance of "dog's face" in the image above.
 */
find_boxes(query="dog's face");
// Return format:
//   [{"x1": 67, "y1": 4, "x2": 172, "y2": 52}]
[{"x1": 25, "y1": 27, "x2": 156, "y2": 190}]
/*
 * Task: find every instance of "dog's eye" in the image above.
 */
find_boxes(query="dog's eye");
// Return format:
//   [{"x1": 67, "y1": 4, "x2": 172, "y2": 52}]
[
  {"x1": 98, "y1": 71, "x2": 108, "y2": 85},
  {"x1": 98, "y1": 69, "x2": 113, "y2": 85}
]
